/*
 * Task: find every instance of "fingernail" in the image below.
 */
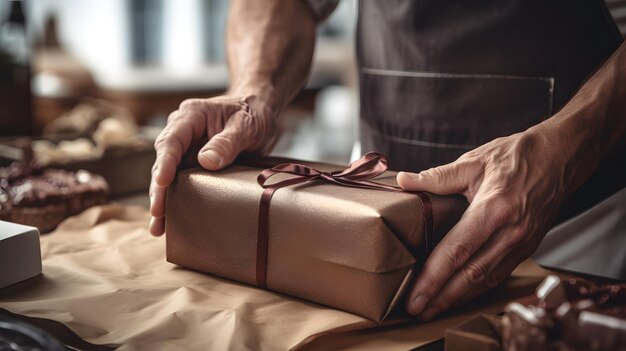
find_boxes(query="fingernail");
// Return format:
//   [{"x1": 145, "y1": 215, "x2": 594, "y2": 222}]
[
  {"x1": 201, "y1": 150, "x2": 222, "y2": 167},
  {"x1": 411, "y1": 295, "x2": 429, "y2": 315}
]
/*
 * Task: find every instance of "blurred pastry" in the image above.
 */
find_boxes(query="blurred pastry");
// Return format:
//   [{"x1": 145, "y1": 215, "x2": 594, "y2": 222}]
[
  {"x1": 0, "y1": 148, "x2": 109, "y2": 233},
  {"x1": 42, "y1": 98, "x2": 136, "y2": 140}
]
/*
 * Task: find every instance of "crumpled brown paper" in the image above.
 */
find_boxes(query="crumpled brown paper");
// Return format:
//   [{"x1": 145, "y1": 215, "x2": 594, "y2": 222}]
[{"x1": 0, "y1": 205, "x2": 552, "y2": 350}]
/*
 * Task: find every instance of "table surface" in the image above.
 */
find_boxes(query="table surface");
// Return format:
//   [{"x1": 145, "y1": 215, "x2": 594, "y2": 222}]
[{"x1": 0, "y1": 196, "x2": 591, "y2": 351}]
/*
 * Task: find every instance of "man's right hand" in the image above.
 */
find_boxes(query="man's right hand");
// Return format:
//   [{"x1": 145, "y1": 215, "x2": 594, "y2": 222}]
[{"x1": 149, "y1": 95, "x2": 277, "y2": 236}]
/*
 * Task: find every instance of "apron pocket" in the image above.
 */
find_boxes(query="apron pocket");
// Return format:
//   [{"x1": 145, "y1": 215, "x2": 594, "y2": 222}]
[{"x1": 360, "y1": 69, "x2": 554, "y2": 148}]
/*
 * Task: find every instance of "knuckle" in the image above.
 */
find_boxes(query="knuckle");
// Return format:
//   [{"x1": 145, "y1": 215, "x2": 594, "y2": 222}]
[
  {"x1": 462, "y1": 262, "x2": 489, "y2": 289},
  {"x1": 422, "y1": 166, "x2": 445, "y2": 182},
  {"x1": 155, "y1": 124, "x2": 192, "y2": 157},
  {"x1": 154, "y1": 131, "x2": 179, "y2": 154},
  {"x1": 179, "y1": 98, "x2": 205, "y2": 111},
  {"x1": 431, "y1": 166, "x2": 448, "y2": 180},
  {"x1": 154, "y1": 129, "x2": 170, "y2": 149},
  {"x1": 170, "y1": 133, "x2": 185, "y2": 153},
  {"x1": 506, "y1": 226, "x2": 528, "y2": 246},
  {"x1": 488, "y1": 197, "x2": 516, "y2": 228},
  {"x1": 446, "y1": 243, "x2": 470, "y2": 269},
  {"x1": 455, "y1": 155, "x2": 477, "y2": 169},
  {"x1": 484, "y1": 147, "x2": 509, "y2": 167},
  {"x1": 459, "y1": 149, "x2": 480, "y2": 162},
  {"x1": 166, "y1": 110, "x2": 181, "y2": 123}
]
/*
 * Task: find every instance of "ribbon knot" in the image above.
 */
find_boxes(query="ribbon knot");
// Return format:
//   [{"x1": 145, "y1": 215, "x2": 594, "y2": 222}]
[{"x1": 254, "y1": 152, "x2": 432, "y2": 289}]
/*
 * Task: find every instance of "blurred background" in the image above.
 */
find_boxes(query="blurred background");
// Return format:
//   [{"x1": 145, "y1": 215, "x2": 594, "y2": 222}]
[
  {"x1": 0, "y1": 0, "x2": 357, "y2": 200},
  {"x1": 1, "y1": 0, "x2": 625, "y2": 199}
]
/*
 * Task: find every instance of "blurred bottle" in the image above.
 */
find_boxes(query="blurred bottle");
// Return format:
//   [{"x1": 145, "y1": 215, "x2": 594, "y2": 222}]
[{"x1": 0, "y1": 0, "x2": 33, "y2": 136}]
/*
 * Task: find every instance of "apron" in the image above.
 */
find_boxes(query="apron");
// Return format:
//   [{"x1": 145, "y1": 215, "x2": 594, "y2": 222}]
[{"x1": 356, "y1": 0, "x2": 626, "y2": 219}]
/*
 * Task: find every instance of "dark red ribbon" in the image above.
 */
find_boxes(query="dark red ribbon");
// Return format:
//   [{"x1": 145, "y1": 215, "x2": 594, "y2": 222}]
[{"x1": 255, "y1": 152, "x2": 433, "y2": 289}]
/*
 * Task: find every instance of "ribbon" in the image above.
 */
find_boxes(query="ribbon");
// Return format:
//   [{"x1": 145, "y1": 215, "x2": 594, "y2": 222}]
[{"x1": 255, "y1": 152, "x2": 433, "y2": 289}]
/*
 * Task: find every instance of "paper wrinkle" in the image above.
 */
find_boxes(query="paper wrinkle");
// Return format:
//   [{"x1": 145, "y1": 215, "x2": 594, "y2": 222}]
[{"x1": 1, "y1": 205, "x2": 551, "y2": 350}]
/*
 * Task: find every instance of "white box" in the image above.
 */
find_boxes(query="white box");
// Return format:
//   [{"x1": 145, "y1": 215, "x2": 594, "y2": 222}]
[{"x1": 0, "y1": 221, "x2": 42, "y2": 290}]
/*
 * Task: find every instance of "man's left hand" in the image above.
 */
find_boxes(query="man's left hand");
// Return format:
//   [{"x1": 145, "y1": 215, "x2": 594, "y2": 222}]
[{"x1": 397, "y1": 129, "x2": 568, "y2": 320}]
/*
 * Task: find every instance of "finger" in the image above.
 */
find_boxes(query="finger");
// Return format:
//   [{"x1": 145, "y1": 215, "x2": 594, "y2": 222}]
[
  {"x1": 150, "y1": 110, "x2": 200, "y2": 236},
  {"x1": 417, "y1": 234, "x2": 521, "y2": 321},
  {"x1": 153, "y1": 110, "x2": 204, "y2": 187},
  {"x1": 406, "y1": 192, "x2": 510, "y2": 315},
  {"x1": 149, "y1": 160, "x2": 163, "y2": 221},
  {"x1": 197, "y1": 110, "x2": 254, "y2": 170},
  {"x1": 419, "y1": 259, "x2": 521, "y2": 321},
  {"x1": 397, "y1": 159, "x2": 480, "y2": 196},
  {"x1": 150, "y1": 216, "x2": 165, "y2": 236},
  {"x1": 150, "y1": 182, "x2": 167, "y2": 218}
]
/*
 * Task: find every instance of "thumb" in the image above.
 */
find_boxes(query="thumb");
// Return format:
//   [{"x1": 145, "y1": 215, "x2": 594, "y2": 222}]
[
  {"x1": 397, "y1": 162, "x2": 473, "y2": 195},
  {"x1": 197, "y1": 111, "x2": 251, "y2": 170}
]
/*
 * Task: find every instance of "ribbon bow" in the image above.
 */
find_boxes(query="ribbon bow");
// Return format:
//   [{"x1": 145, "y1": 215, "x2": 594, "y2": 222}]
[
  {"x1": 254, "y1": 152, "x2": 432, "y2": 289},
  {"x1": 257, "y1": 152, "x2": 400, "y2": 192}
]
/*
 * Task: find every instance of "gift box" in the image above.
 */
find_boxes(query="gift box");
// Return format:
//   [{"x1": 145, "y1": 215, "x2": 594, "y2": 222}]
[
  {"x1": 0, "y1": 221, "x2": 41, "y2": 290},
  {"x1": 165, "y1": 153, "x2": 467, "y2": 321}
]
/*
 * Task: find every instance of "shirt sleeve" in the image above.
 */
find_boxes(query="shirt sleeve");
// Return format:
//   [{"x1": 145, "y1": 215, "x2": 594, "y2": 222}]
[{"x1": 302, "y1": 0, "x2": 340, "y2": 22}]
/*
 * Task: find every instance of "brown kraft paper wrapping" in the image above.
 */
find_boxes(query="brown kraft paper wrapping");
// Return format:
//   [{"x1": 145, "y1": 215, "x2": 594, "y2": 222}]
[
  {"x1": 0, "y1": 205, "x2": 554, "y2": 350},
  {"x1": 165, "y1": 154, "x2": 468, "y2": 321}
]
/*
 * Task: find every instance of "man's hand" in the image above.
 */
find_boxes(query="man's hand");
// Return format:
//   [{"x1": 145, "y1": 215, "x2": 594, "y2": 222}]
[
  {"x1": 148, "y1": 0, "x2": 318, "y2": 236},
  {"x1": 397, "y1": 42, "x2": 626, "y2": 320},
  {"x1": 397, "y1": 129, "x2": 567, "y2": 320},
  {"x1": 149, "y1": 95, "x2": 277, "y2": 236}
]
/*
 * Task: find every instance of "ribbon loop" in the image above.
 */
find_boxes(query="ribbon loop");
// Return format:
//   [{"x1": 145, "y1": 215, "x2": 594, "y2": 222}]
[
  {"x1": 333, "y1": 152, "x2": 388, "y2": 181},
  {"x1": 256, "y1": 152, "x2": 393, "y2": 191}
]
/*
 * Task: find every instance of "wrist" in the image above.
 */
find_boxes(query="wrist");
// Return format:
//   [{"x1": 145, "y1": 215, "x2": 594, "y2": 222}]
[
  {"x1": 533, "y1": 44, "x2": 626, "y2": 195},
  {"x1": 227, "y1": 80, "x2": 282, "y2": 117},
  {"x1": 527, "y1": 106, "x2": 603, "y2": 197}
]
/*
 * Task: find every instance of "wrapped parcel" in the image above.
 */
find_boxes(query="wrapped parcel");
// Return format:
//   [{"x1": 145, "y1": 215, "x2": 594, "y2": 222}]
[{"x1": 165, "y1": 154, "x2": 467, "y2": 321}]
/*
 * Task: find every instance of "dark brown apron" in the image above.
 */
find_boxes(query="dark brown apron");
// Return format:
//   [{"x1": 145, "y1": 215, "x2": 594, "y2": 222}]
[{"x1": 357, "y1": 0, "x2": 626, "y2": 218}]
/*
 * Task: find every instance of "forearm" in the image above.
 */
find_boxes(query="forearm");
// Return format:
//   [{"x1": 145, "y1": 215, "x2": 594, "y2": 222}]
[
  {"x1": 531, "y1": 42, "x2": 626, "y2": 196},
  {"x1": 226, "y1": 0, "x2": 317, "y2": 114}
]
